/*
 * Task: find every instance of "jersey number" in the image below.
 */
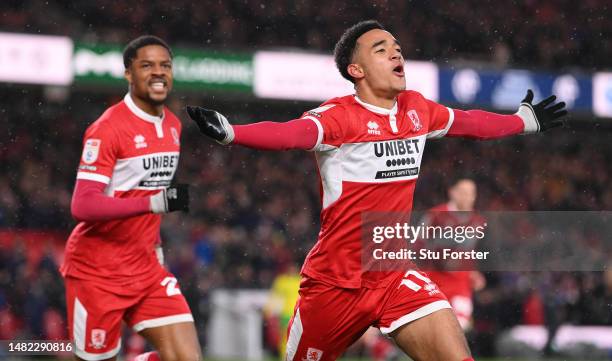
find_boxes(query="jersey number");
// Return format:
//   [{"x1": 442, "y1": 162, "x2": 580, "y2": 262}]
[{"x1": 161, "y1": 277, "x2": 181, "y2": 296}]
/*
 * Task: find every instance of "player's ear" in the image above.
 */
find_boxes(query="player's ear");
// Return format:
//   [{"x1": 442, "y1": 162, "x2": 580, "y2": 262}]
[
  {"x1": 348, "y1": 63, "x2": 364, "y2": 80},
  {"x1": 124, "y1": 67, "x2": 132, "y2": 85}
]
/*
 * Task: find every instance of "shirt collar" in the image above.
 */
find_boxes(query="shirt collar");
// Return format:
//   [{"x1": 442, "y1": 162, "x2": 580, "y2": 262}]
[
  {"x1": 124, "y1": 93, "x2": 165, "y2": 124},
  {"x1": 354, "y1": 95, "x2": 398, "y2": 116}
]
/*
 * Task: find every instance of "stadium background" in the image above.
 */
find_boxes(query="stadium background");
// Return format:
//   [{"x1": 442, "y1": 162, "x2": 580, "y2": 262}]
[{"x1": 1, "y1": 1, "x2": 611, "y2": 360}]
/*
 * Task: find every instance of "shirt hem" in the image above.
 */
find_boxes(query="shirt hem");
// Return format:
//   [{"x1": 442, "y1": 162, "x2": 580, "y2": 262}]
[{"x1": 300, "y1": 268, "x2": 401, "y2": 289}]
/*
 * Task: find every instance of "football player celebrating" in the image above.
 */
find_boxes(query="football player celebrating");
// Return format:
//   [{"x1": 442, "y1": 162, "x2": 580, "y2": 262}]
[
  {"x1": 62, "y1": 36, "x2": 200, "y2": 361},
  {"x1": 187, "y1": 21, "x2": 566, "y2": 361}
]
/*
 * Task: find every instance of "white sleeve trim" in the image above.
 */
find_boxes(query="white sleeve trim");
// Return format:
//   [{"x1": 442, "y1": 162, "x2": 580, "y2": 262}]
[
  {"x1": 302, "y1": 116, "x2": 324, "y2": 152},
  {"x1": 132, "y1": 313, "x2": 194, "y2": 332},
  {"x1": 427, "y1": 107, "x2": 455, "y2": 139},
  {"x1": 516, "y1": 103, "x2": 540, "y2": 133},
  {"x1": 76, "y1": 172, "x2": 111, "y2": 184},
  {"x1": 379, "y1": 300, "x2": 452, "y2": 334},
  {"x1": 150, "y1": 190, "x2": 167, "y2": 214}
]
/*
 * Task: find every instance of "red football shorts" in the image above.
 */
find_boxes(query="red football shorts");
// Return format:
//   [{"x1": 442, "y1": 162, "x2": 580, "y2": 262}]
[
  {"x1": 285, "y1": 270, "x2": 451, "y2": 361},
  {"x1": 65, "y1": 270, "x2": 193, "y2": 360}
]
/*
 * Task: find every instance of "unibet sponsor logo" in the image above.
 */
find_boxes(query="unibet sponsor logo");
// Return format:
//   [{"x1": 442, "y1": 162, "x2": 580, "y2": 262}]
[
  {"x1": 139, "y1": 154, "x2": 178, "y2": 188},
  {"x1": 374, "y1": 139, "x2": 420, "y2": 157},
  {"x1": 142, "y1": 155, "x2": 179, "y2": 170},
  {"x1": 373, "y1": 138, "x2": 422, "y2": 179}
]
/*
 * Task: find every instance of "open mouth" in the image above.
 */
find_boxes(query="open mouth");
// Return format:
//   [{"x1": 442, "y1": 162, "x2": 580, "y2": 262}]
[
  {"x1": 392, "y1": 64, "x2": 404, "y2": 77},
  {"x1": 150, "y1": 79, "x2": 167, "y2": 91}
]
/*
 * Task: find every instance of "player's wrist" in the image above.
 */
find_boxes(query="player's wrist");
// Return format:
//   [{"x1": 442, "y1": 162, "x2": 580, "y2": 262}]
[
  {"x1": 218, "y1": 123, "x2": 235, "y2": 145},
  {"x1": 215, "y1": 115, "x2": 234, "y2": 145},
  {"x1": 515, "y1": 104, "x2": 539, "y2": 134},
  {"x1": 150, "y1": 190, "x2": 168, "y2": 213},
  {"x1": 225, "y1": 124, "x2": 235, "y2": 144},
  {"x1": 515, "y1": 89, "x2": 567, "y2": 133},
  {"x1": 149, "y1": 185, "x2": 190, "y2": 214}
]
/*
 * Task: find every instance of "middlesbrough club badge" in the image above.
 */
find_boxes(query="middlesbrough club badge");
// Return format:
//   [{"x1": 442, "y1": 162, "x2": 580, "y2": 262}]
[
  {"x1": 171, "y1": 127, "x2": 180, "y2": 145},
  {"x1": 90, "y1": 329, "x2": 106, "y2": 349},
  {"x1": 304, "y1": 347, "x2": 323, "y2": 361},
  {"x1": 407, "y1": 110, "x2": 422, "y2": 132}
]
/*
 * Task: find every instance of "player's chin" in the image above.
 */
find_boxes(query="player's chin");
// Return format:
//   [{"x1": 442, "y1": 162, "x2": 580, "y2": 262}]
[{"x1": 148, "y1": 92, "x2": 168, "y2": 105}]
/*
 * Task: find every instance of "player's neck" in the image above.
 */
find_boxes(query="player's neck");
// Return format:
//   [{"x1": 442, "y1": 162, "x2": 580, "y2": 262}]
[
  {"x1": 355, "y1": 87, "x2": 397, "y2": 109},
  {"x1": 130, "y1": 94, "x2": 164, "y2": 117}
]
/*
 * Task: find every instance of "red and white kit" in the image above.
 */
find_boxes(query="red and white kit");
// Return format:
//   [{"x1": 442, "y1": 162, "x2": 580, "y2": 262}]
[
  {"x1": 215, "y1": 87, "x2": 524, "y2": 360},
  {"x1": 285, "y1": 92, "x2": 454, "y2": 360},
  {"x1": 61, "y1": 94, "x2": 192, "y2": 360},
  {"x1": 282, "y1": 91, "x2": 523, "y2": 360},
  {"x1": 424, "y1": 203, "x2": 486, "y2": 329}
]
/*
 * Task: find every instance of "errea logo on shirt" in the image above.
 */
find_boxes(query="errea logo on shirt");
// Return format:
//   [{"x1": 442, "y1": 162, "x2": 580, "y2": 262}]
[
  {"x1": 134, "y1": 134, "x2": 147, "y2": 149},
  {"x1": 367, "y1": 121, "x2": 381, "y2": 135}
]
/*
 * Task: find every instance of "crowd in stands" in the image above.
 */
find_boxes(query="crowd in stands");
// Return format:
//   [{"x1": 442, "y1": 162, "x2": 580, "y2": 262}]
[{"x1": 1, "y1": 0, "x2": 611, "y2": 70}]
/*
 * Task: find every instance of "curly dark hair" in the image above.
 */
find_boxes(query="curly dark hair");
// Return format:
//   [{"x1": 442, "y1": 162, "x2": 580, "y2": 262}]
[{"x1": 333, "y1": 20, "x2": 385, "y2": 83}]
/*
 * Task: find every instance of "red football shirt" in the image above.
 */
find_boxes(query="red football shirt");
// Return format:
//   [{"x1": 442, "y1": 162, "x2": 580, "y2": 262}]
[
  {"x1": 300, "y1": 91, "x2": 455, "y2": 289},
  {"x1": 61, "y1": 94, "x2": 182, "y2": 286}
]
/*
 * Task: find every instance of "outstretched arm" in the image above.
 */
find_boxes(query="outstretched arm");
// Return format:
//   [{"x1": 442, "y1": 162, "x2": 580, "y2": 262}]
[
  {"x1": 186, "y1": 106, "x2": 319, "y2": 150},
  {"x1": 446, "y1": 90, "x2": 567, "y2": 140},
  {"x1": 447, "y1": 109, "x2": 524, "y2": 140},
  {"x1": 232, "y1": 119, "x2": 319, "y2": 150}
]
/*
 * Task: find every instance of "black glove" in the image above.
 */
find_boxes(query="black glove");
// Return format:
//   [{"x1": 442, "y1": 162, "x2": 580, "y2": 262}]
[
  {"x1": 186, "y1": 106, "x2": 234, "y2": 145},
  {"x1": 150, "y1": 184, "x2": 190, "y2": 213},
  {"x1": 516, "y1": 89, "x2": 568, "y2": 132}
]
